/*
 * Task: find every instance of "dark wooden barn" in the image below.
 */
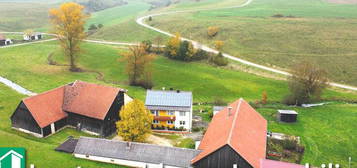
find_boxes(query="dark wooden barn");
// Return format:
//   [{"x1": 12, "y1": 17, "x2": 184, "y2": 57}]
[
  {"x1": 277, "y1": 110, "x2": 298, "y2": 123},
  {"x1": 192, "y1": 99, "x2": 267, "y2": 168},
  {"x1": 0, "y1": 34, "x2": 6, "y2": 46},
  {"x1": 11, "y1": 80, "x2": 126, "y2": 138},
  {"x1": 11, "y1": 86, "x2": 68, "y2": 137}
]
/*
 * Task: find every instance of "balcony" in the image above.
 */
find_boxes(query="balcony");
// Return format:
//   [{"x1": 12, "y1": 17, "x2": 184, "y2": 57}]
[{"x1": 154, "y1": 116, "x2": 176, "y2": 121}]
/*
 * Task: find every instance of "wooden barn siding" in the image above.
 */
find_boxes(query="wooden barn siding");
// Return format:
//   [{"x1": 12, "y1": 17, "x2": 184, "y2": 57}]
[
  {"x1": 102, "y1": 92, "x2": 125, "y2": 137},
  {"x1": 66, "y1": 113, "x2": 103, "y2": 135},
  {"x1": 193, "y1": 145, "x2": 253, "y2": 168},
  {"x1": 0, "y1": 40, "x2": 6, "y2": 46},
  {"x1": 55, "y1": 117, "x2": 67, "y2": 131},
  {"x1": 10, "y1": 101, "x2": 42, "y2": 134},
  {"x1": 42, "y1": 125, "x2": 52, "y2": 137}
]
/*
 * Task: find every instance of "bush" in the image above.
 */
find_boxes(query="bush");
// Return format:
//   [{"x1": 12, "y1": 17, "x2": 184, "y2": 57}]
[
  {"x1": 208, "y1": 110, "x2": 214, "y2": 119},
  {"x1": 192, "y1": 127, "x2": 201, "y2": 132},
  {"x1": 272, "y1": 14, "x2": 284, "y2": 18},
  {"x1": 209, "y1": 52, "x2": 228, "y2": 66},
  {"x1": 192, "y1": 49, "x2": 209, "y2": 61},
  {"x1": 207, "y1": 26, "x2": 220, "y2": 37}
]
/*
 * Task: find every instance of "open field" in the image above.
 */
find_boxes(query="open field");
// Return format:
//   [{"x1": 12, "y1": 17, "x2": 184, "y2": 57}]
[{"x1": 148, "y1": 0, "x2": 357, "y2": 86}]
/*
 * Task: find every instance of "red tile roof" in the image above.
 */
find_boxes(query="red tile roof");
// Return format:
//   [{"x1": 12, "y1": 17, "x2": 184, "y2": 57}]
[
  {"x1": 62, "y1": 80, "x2": 120, "y2": 120},
  {"x1": 0, "y1": 34, "x2": 5, "y2": 40},
  {"x1": 23, "y1": 86, "x2": 67, "y2": 128},
  {"x1": 260, "y1": 159, "x2": 304, "y2": 168},
  {"x1": 191, "y1": 98, "x2": 267, "y2": 168}
]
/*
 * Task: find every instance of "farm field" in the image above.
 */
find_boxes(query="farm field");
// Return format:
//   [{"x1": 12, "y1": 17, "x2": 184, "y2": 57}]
[
  {"x1": 147, "y1": 0, "x2": 357, "y2": 86},
  {"x1": 0, "y1": 41, "x2": 356, "y2": 167}
]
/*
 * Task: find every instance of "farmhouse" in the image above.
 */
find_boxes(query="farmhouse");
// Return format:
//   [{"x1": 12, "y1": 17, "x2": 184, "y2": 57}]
[
  {"x1": 59, "y1": 98, "x2": 306, "y2": 168},
  {"x1": 23, "y1": 32, "x2": 42, "y2": 41},
  {"x1": 0, "y1": 34, "x2": 12, "y2": 46},
  {"x1": 10, "y1": 80, "x2": 127, "y2": 137},
  {"x1": 145, "y1": 90, "x2": 193, "y2": 132}
]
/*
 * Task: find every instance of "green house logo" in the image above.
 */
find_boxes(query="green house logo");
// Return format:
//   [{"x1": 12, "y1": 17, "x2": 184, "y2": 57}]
[{"x1": 0, "y1": 148, "x2": 25, "y2": 168}]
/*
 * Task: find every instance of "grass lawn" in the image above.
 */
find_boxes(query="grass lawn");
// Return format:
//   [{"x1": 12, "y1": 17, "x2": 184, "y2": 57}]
[
  {"x1": 148, "y1": 0, "x2": 357, "y2": 86},
  {"x1": 256, "y1": 102, "x2": 357, "y2": 167},
  {"x1": 0, "y1": 41, "x2": 356, "y2": 167}
]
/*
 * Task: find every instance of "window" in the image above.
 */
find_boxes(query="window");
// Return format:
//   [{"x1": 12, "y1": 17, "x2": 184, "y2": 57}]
[
  {"x1": 179, "y1": 112, "x2": 186, "y2": 116},
  {"x1": 151, "y1": 110, "x2": 158, "y2": 116},
  {"x1": 167, "y1": 120, "x2": 174, "y2": 124},
  {"x1": 180, "y1": 121, "x2": 186, "y2": 125},
  {"x1": 168, "y1": 111, "x2": 175, "y2": 115},
  {"x1": 153, "y1": 120, "x2": 159, "y2": 124}
]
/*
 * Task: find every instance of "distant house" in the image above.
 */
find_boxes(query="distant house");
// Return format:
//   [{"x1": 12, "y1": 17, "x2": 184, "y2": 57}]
[
  {"x1": 71, "y1": 137, "x2": 201, "y2": 168},
  {"x1": 23, "y1": 32, "x2": 42, "y2": 41},
  {"x1": 192, "y1": 98, "x2": 267, "y2": 168},
  {"x1": 145, "y1": 90, "x2": 193, "y2": 132},
  {"x1": 0, "y1": 34, "x2": 13, "y2": 46},
  {"x1": 10, "y1": 80, "x2": 128, "y2": 137}
]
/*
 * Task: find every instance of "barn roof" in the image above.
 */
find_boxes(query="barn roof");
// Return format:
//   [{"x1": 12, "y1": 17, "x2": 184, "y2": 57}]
[
  {"x1": 145, "y1": 90, "x2": 192, "y2": 107},
  {"x1": 191, "y1": 98, "x2": 267, "y2": 168},
  {"x1": 63, "y1": 80, "x2": 121, "y2": 120},
  {"x1": 23, "y1": 86, "x2": 67, "y2": 128},
  {"x1": 260, "y1": 159, "x2": 304, "y2": 168},
  {"x1": 74, "y1": 137, "x2": 201, "y2": 167}
]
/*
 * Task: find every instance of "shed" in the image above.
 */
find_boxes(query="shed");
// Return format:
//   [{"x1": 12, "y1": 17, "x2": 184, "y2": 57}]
[{"x1": 277, "y1": 110, "x2": 298, "y2": 123}]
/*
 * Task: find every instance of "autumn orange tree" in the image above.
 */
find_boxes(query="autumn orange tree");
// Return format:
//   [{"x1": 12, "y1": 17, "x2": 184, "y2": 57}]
[
  {"x1": 122, "y1": 43, "x2": 156, "y2": 88},
  {"x1": 116, "y1": 99, "x2": 152, "y2": 142},
  {"x1": 49, "y1": 2, "x2": 89, "y2": 72},
  {"x1": 207, "y1": 26, "x2": 220, "y2": 38}
]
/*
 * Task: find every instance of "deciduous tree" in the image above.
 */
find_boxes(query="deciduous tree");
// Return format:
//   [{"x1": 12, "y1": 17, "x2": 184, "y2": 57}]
[
  {"x1": 116, "y1": 99, "x2": 152, "y2": 142},
  {"x1": 207, "y1": 26, "x2": 219, "y2": 38},
  {"x1": 284, "y1": 61, "x2": 328, "y2": 105},
  {"x1": 122, "y1": 43, "x2": 156, "y2": 88},
  {"x1": 49, "y1": 2, "x2": 89, "y2": 72}
]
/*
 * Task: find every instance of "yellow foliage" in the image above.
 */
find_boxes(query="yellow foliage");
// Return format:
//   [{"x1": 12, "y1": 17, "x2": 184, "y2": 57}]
[
  {"x1": 122, "y1": 43, "x2": 156, "y2": 85},
  {"x1": 116, "y1": 99, "x2": 153, "y2": 142},
  {"x1": 49, "y1": 2, "x2": 89, "y2": 71},
  {"x1": 214, "y1": 40, "x2": 224, "y2": 51},
  {"x1": 167, "y1": 33, "x2": 181, "y2": 57},
  {"x1": 207, "y1": 26, "x2": 220, "y2": 37}
]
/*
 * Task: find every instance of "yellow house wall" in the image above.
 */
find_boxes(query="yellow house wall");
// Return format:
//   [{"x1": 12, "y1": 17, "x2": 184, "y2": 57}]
[{"x1": 152, "y1": 110, "x2": 175, "y2": 128}]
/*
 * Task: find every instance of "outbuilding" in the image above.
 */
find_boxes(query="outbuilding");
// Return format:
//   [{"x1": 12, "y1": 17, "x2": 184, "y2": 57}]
[
  {"x1": 0, "y1": 34, "x2": 12, "y2": 46},
  {"x1": 11, "y1": 80, "x2": 127, "y2": 137},
  {"x1": 277, "y1": 110, "x2": 298, "y2": 123}
]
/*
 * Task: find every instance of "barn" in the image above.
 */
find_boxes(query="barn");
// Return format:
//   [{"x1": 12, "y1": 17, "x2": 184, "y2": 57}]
[
  {"x1": 11, "y1": 81, "x2": 126, "y2": 138},
  {"x1": 191, "y1": 98, "x2": 268, "y2": 168},
  {"x1": 0, "y1": 34, "x2": 12, "y2": 46}
]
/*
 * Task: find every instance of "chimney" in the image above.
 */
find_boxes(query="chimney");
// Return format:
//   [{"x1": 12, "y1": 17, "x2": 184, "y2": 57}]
[
  {"x1": 126, "y1": 142, "x2": 132, "y2": 150},
  {"x1": 176, "y1": 90, "x2": 180, "y2": 93},
  {"x1": 228, "y1": 106, "x2": 233, "y2": 116}
]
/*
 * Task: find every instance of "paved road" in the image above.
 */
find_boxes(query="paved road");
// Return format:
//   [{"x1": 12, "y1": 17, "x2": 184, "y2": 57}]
[{"x1": 135, "y1": 0, "x2": 357, "y2": 91}]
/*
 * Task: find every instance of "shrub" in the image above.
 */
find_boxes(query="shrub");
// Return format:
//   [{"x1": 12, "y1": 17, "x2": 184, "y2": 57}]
[
  {"x1": 272, "y1": 14, "x2": 284, "y2": 18},
  {"x1": 208, "y1": 110, "x2": 214, "y2": 119},
  {"x1": 209, "y1": 52, "x2": 228, "y2": 66},
  {"x1": 262, "y1": 91, "x2": 268, "y2": 104},
  {"x1": 207, "y1": 26, "x2": 220, "y2": 37},
  {"x1": 192, "y1": 49, "x2": 209, "y2": 61},
  {"x1": 192, "y1": 127, "x2": 201, "y2": 132}
]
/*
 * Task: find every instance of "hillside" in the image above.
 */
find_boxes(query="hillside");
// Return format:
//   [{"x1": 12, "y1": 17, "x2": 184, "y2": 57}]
[{"x1": 146, "y1": 0, "x2": 357, "y2": 86}]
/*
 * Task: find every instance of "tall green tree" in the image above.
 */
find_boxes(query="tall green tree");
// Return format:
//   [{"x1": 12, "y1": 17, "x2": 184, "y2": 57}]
[{"x1": 116, "y1": 99, "x2": 152, "y2": 142}]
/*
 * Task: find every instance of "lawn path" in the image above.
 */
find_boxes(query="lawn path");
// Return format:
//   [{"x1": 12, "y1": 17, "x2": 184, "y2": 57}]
[{"x1": 135, "y1": 0, "x2": 357, "y2": 91}]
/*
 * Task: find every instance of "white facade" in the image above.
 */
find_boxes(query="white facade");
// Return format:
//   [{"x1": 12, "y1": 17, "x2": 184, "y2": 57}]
[
  {"x1": 174, "y1": 109, "x2": 192, "y2": 131},
  {"x1": 74, "y1": 154, "x2": 183, "y2": 168}
]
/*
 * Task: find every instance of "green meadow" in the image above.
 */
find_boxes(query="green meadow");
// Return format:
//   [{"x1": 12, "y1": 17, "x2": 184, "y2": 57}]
[{"x1": 148, "y1": 0, "x2": 357, "y2": 86}]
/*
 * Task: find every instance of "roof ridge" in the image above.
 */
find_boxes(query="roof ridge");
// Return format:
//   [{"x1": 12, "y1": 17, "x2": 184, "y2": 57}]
[
  {"x1": 79, "y1": 136, "x2": 201, "y2": 152},
  {"x1": 227, "y1": 98, "x2": 243, "y2": 145}
]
